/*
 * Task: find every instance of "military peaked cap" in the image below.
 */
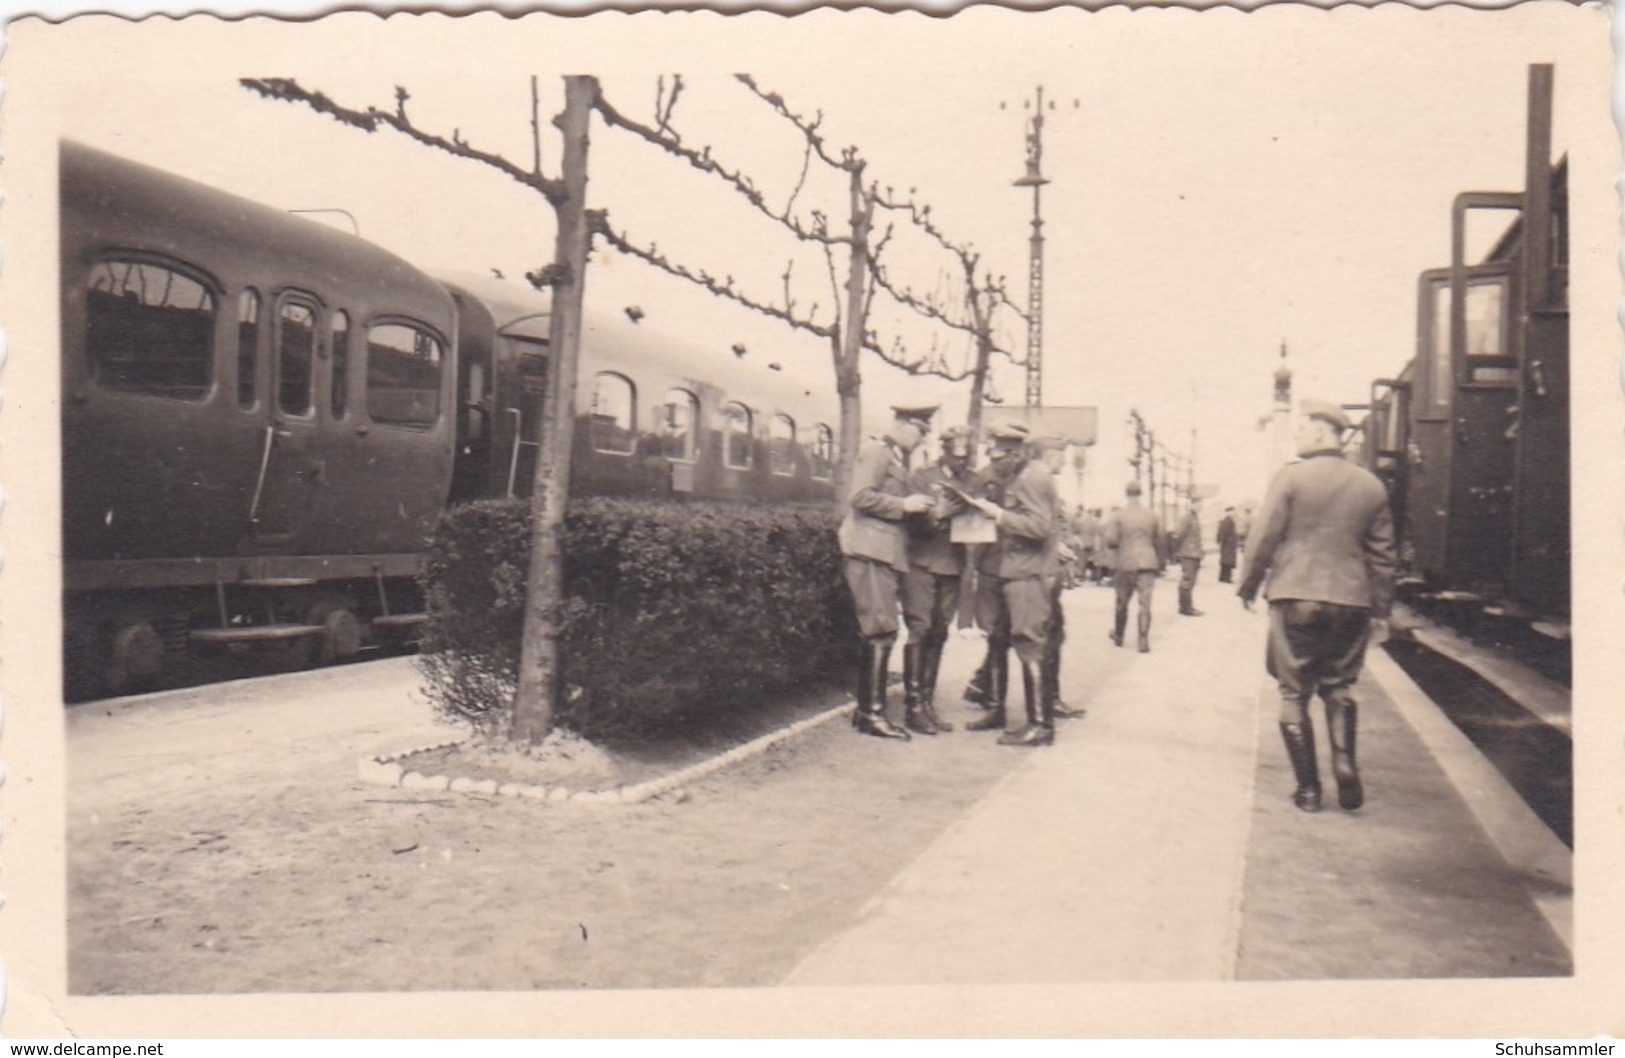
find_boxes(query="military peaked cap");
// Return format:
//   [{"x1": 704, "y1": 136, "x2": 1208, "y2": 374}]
[
  {"x1": 1301, "y1": 398, "x2": 1352, "y2": 432},
  {"x1": 988, "y1": 422, "x2": 1031, "y2": 444},
  {"x1": 891, "y1": 404, "x2": 939, "y2": 430}
]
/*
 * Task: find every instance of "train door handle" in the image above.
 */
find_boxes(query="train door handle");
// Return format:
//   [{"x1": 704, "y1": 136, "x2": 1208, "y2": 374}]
[
  {"x1": 1528, "y1": 359, "x2": 1548, "y2": 398},
  {"x1": 274, "y1": 428, "x2": 294, "y2": 440}
]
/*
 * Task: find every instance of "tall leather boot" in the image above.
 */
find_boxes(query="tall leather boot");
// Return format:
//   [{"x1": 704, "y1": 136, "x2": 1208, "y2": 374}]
[
  {"x1": 1179, "y1": 586, "x2": 1202, "y2": 616},
  {"x1": 1001, "y1": 657, "x2": 1054, "y2": 746},
  {"x1": 854, "y1": 641, "x2": 910, "y2": 740},
  {"x1": 962, "y1": 653, "x2": 991, "y2": 707},
  {"x1": 902, "y1": 643, "x2": 936, "y2": 736},
  {"x1": 1137, "y1": 609, "x2": 1151, "y2": 653},
  {"x1": 1111, "y1": 605, "x2": 1128, "y2": 648},
  {"x1": 919, "y1": 639, "x2": 954, "y2": 733},
  {"x1": 966, "y1": 648, "x2": 1008, "y2": 731},
  {"x1": 1324, "y1": 695, "x2": 1364, "y2": 810},
  {"x1": 1278, "y1": 719, "x2": 1322, "y2": 812}
]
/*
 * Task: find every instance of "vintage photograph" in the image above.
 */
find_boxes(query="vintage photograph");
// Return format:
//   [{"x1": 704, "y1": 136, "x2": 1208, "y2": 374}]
[{"x1": 1, "y1": 1, "x2": 1619, "y2": 1038}]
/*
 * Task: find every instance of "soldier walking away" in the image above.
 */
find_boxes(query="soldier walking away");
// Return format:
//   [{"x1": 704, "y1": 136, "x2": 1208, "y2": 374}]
[
  {"x1": 959, "y1": 424, "x2": 1061, "y2": 746},
  {"x1": 1238, "y1": 399, "x2": 1397, "y2": 813},
  {"x1": 1104, "y1": 480, "x2": 1166, "y2": 653},
  {"x1": 1176, "y1": 498, "x2": 1206, "y2": 616},
  {"x1": 1217, "y1": 506, "x2": 1239, "y2": 584},
  {"x1": 900, "y1": 424, "x2": 976, "y2": 735},
  {"x1": 838, "y1": 405, "x2": 940, "y2": 740}
]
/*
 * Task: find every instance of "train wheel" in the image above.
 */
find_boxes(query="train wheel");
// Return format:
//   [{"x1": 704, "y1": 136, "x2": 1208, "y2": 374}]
[
  {"x1": 311, "y1": 602, "x2": 362, "y2": 665},
  {"x1": 107, "y1": 620, "x2": 164, "y2": 695}
]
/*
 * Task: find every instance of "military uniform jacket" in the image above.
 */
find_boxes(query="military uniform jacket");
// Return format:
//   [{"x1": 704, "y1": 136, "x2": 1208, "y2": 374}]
[
  {"x1": 1176, "y1": 510, "x2": 1204, "y2": 560},
  {"x1": 838, "y1": 437, "x2": 913, "y2": 573},
  {"x1": 1217, "y1": 515, "x2": 1239, "y2": 565},
  {"x1": 1238, "y1": 449, "x2": 1398, "y2": 615},
  {"x1": 905, "y1": 462, "x2": 969, "y2": 576},
  {"x1": 979, "y1": 461, "x2": 1058, "y2": 580},
  {"x1": 1104, "y1": 501, "x2": 1165, "y2": 572}
]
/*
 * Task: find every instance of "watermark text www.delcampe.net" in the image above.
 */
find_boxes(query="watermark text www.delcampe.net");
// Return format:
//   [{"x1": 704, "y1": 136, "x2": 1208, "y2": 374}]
[{"x1": 10, "y1": 1045, "x2": 163, "y2": 1056}]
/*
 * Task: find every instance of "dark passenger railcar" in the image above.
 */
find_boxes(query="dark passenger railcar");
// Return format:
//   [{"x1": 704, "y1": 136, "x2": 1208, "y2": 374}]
[
  {"x1": 1386, "y1": 65, "x2": 1568, "y2": 627},
  {"x1": 61, "y1": 141, "x2": 460, "y2": 694}
]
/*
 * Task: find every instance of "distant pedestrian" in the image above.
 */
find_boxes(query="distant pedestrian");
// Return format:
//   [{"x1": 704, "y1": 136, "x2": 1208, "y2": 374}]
[
  {"x1": 1238, "y1": 400, "x2": 1397, "y2": 813},
  {"x1": 1217, "y1": 506, "x2": 1239, "y2": 584},
  {"x1": 1175, "y1": 498, "x2": 1205, "y2": 616},
  {"x1": 1103, "y1": 480, "x2": 1165, "y2": 653},
  {"x1": 1095, "y1": 506, "x2": 1120, "y2": 587},
  {"x1": 900, "y1": 424, "x2": 976, "y2": 735},
  {"x1": 1077, "y1": 507, "x2": 1102, "y2": 583},
  {"x1": 839, "y1": 405, "x2": 939, "y2": 740}
]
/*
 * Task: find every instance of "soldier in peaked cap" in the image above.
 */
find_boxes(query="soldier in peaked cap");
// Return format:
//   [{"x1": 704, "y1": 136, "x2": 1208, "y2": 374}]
[
  {"x1": 1104, "y1": 478, "x2": 1166, "y2": 652},
  {"x1": 958, "y1": 422, "x2": 1063, "y2": 747},
  {"x1": 1238, "y1": 398, "x2": 1396, "y2": 813},
  {"x1": 898, "y1": 423, "x2": 977, "y2": 735},
  {"x1": 838, "y1": 404, "x2": 940, "y2": 740},
  {"x1": 1175, "y1": 497, "x2": 1206, "y2": 616}
]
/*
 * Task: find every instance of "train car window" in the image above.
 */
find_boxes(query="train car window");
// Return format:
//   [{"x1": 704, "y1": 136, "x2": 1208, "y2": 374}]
[
  {"x1": 589, "y1": 372, "x2": 636, "y2": 455},
  {"x1": 811, "y1": 423, "x2": 836, "y2": 480},
  {"x1": 660, "y1": 388, "x2": 699, "y2": 462},
  {"x1": 277, "y1": 300, "x2": 317, "y2": 417},
  {"x1": 236, "y1": 289, "x2": 259, "y2": 409},
  {"x1": 85, "y1": 260, "x2": 215, "y2": 400},
  {"x1": 366, "y1": 322, "x2": 444, "y2": 429},
  {"x1": 769, "y1": 413, "x2": 797, "y2": 476},
  {"x1": 1426, "y1": 281, "x2": 1451, "y2": 416},
  {"x1": 722, "y1": 401, "x2": 753, "y2": 470},
  {"x1": 1464, "y1": 278, "x2": 1516, "y2": 383},
  {"x1": 330, "y1": 310, "x2": 350, "y2": 419}
]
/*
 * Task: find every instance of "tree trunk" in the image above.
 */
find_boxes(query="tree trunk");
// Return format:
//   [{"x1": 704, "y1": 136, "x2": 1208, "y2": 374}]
[
  {"x1": 512, "y1": 75, "x2": 596, "y2": 746},
  {"x1": 832, "y1": 163, "x2": 871, "y2": 505}
]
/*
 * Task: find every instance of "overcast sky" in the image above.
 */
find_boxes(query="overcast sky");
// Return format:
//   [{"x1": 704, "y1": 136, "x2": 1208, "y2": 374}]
[{"x1": 13, "y1": 3, "x2": 1614, "y2": 509}]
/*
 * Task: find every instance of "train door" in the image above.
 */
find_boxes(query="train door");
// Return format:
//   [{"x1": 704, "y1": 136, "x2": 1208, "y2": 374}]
[
  {"x1": 504, "y1": 338, "x2": 550, "y2": 497},
  {"x1": 1509, "y1": 162, "x2": 1569, "y2": 618},
  {"x1": 1444, "y1": 267, "x2": 1518, "y2": 593},
  {"x1": 1406, "y1": 270, "x2": 1452, "y2": 582},
  {"x1": 248, "y1": 293, "x2": 324, "y2": 543}
]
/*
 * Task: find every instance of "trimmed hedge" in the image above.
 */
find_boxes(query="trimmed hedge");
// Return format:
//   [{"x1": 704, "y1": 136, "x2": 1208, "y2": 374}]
[{"x1": 416, "y1": 497, "x2": 859, "y2": 745}]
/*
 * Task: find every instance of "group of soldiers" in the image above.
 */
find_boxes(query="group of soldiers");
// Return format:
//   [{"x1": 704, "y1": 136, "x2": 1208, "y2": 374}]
[
  {"x1": 835, "y1": 397, "x2": 1397, "y2": 816},
  {"x1": 837, "y1": 404, "x2": 1073, "y2": 747}
]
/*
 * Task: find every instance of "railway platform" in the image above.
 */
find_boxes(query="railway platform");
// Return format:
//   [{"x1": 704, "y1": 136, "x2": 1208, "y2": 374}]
[{"x1": 786, "y1": 565, "x2": 1573, "y2": 985}]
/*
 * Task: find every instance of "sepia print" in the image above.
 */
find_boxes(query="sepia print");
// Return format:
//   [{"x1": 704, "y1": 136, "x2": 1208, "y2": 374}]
[{"x1": 1, "y1": 0, "x2": 1621, "y2": 1039}]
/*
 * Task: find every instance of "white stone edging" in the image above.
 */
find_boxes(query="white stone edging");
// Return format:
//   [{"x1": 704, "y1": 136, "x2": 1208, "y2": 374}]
[{"x1": 357, "y1": 701, "x2": 856, "y2": 806}]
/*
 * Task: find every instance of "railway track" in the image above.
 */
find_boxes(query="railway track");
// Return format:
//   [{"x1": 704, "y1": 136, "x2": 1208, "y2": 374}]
[{"x1": 1381, "y1": 610, "x2": 1572, "y2": 848}]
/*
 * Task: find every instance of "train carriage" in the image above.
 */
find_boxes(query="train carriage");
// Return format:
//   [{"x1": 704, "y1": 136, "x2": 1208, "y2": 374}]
[
  {"x1": 60, "y1": 142, "x2": 838, "y2": 698},
  {"x1": 1361, "y1": 65, "x2": 1569, "y2": 630}
]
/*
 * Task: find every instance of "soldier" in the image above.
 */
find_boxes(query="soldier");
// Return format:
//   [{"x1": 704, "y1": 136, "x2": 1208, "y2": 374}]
[
  {"x1": 1103, "y1": 480, "x2": 1166, "y2": 653},
  {"x1": 899, "y1": 424, "x2": 977, "y2": 735},
  {"x1": 1217, "y1": 506, "x2": 1240, "y2": 584},
  {"x1": 839, "y1": 404, "x2": 939, "y2": 740},
  {"x1": 959, "y1": 424, "x2": 1061, "y2": 747},
  {"x1": 1238, "y1": 399, "x2": 1397, "y2": 813},
  {"x1": 1032, "y1": 437, "x2": 1086, "y2": 720},
  {"x1": 1076, "y1": 506, "x2": 1102, "y2": 584},
  {"x1": 1175, "y1": 498, "x2": 1205, "y2": 616}
]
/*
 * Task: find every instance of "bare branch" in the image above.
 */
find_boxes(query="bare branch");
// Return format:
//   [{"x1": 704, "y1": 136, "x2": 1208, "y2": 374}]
[
  {"x1": 593, "y1": 89, "x2": 847, "y2": 248},
  {"x1": 733, "y1": 74, "x2": 857, "y2": 173},
  {"x1": 242, "y1": 77, "x2": 567, "y2": 204}
]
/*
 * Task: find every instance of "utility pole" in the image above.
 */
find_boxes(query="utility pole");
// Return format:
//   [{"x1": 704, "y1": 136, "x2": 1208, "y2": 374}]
[{"x1": 1010, "y1": 87, "x2": 1077, "y2": 409}]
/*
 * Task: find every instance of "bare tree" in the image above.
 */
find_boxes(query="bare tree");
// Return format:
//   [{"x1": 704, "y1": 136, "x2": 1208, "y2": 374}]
[{"x1": 242, "y1": 75, "x2": 598, "y2": 745}]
